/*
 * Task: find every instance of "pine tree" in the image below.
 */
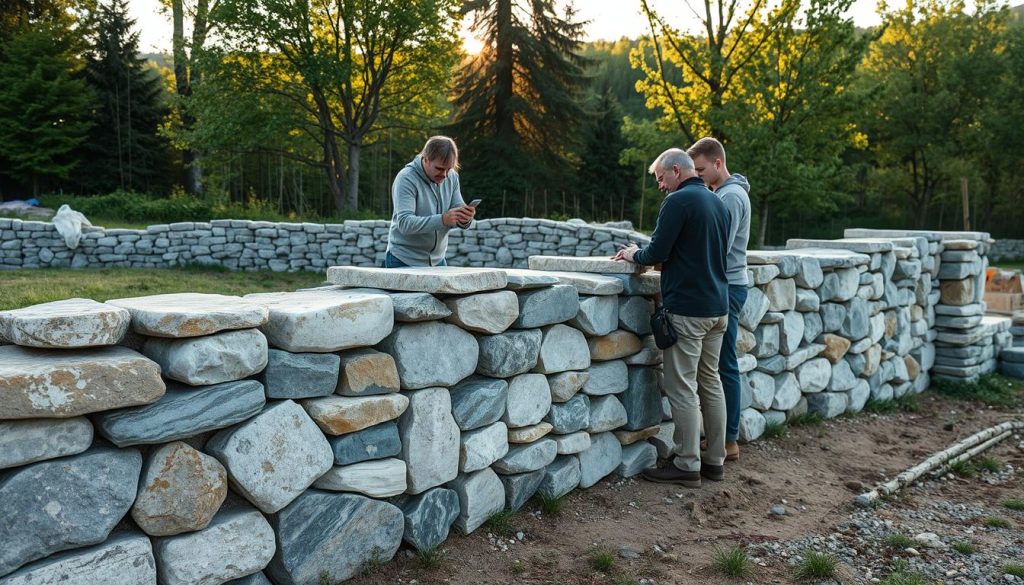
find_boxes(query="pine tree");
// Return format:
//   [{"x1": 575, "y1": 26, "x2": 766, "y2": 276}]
[
  {"x1": 448, "y1": 0, "x2": 590, "y2": 206},
  {"x1": 576, "y1": 90, "x2": 634, "y2": 220},
  {"x1": 77, "y1": 0, "x2": 170, "y2": 193}
]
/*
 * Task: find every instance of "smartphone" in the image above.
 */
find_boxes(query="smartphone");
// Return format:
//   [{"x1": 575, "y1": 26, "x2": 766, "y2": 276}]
[{"x1": 468, "y1": 198, "x2": 482, "y2": 207}]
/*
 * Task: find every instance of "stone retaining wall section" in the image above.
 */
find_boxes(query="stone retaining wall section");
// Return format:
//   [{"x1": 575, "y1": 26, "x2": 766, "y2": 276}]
[
  {"x1": 989, "y1": 239, "x2": 1024, "y2": 262},
  {"x1": 0, "y1": 217, "x2": 650, "y2": 271}
]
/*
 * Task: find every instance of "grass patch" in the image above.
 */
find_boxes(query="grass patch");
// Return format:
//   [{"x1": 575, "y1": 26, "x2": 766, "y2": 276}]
[
  {"x1": 951, "y1": 541, "x2": 977, "y2": 555},
  {"x1": 977, "y1": 456, "x2": 1002, "y2": 473},
  {"x1": 415, "y1": 547, "x2": 447, "y2": 570},
  {"x1": 933, "y1": 374, "x2": 1024, "y2": 408},
  {"x1": 984, "y1": 516, "x2": 1012, "y2": 529},
  {"x1": 793, "y1": 551, "x2": 838, "y2": 581},
  {"x1": 763, "y1": 422, "x2": 787, "y2": 439},
  {"x1": 788, "y1": 413, "x2": 824, "y2": 427},
  {"x1": 358, "y1": 548, "x2": 386, "y2": 578},
  {"x1": 536, "y1": 492, "x2": 564, "y2": 516},
  {"x1": 588, "y1": 547, "x2": 615, "y2": 572},
  {"x1": 863, "y1": 395, "x2": 920, "y2": 414},
  {"x1": 486, "y1": 509, "x2": 516, "y2": 538},
  {"x1": 1003, "y1": 499, "x2": 1024, "y2": 512},
  {"x1": 711, "y1": 546, "x2": 751, "y2": 577},
  {"x1": 947, "y1": 460, "x2": 976, "y2": 478},
  {"x1": 510, "y1": 559, "x2": 526, "y2": 574},
  {"x1": 881, "y1": 568, "x2": 927, "y2": 585},
  {"x1": 1005, "y1": 564, "x2": 1024, "y2": 578},
  {"x1": 612, "y1": 577, "x2": 641, "y2": 585},
  {"x1": 884, "y1": 534, "x2": 915, "y2": 550},
  {"x1": 0, "y1": 266, "x2": 327, "y2": 310}
]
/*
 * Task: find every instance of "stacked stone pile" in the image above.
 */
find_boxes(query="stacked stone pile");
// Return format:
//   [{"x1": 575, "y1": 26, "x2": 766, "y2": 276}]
[
  {"x1": 988, "y1": 238, "x2": 1024, "y2": 262},
  {"x1": 0, "y1": 217, "x2": 649, "y2": 272}
]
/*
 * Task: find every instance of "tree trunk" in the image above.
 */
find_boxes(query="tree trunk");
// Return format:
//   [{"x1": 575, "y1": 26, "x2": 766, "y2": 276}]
[
  {"x1": 346, "y1": 142, "x2": 360, "y2": 212},
  {"x1": 757, "y1": 197, "x2": 769, "y2": 248},
  {"x1": 322, "y1": 132, "x2": 347, "y2": 213},
  {"x1": 172, "y1": 0, "x2": 204, "y2": 196},
  {"x1": 494, "y1": 0, "x2": 514, "y2": 139}
]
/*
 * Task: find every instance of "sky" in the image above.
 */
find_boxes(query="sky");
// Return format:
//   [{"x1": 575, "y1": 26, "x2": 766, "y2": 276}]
[{"x1": 127, "y1": 0, "x2": 884, "y2": 55}]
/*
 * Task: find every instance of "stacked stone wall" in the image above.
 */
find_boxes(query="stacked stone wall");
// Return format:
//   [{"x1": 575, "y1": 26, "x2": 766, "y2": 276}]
[
  {"x1": 0, "y1": 229, "x2": 1017, "y2": 584},
  {"x1": 989, "y1": 239, "x2": 1024, "y2": 261},
  {"x1": 0, "y1": 217, "x2": 649, "y2": 271}
]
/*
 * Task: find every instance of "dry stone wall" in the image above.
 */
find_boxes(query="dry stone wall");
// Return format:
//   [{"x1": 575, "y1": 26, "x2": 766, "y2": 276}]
[
  {"x1": 0, "y1": 229, "x2": 1018, "y2": 585},
  {"x1": 0, "y1": 217, "x2": 649, "y2": 271}
]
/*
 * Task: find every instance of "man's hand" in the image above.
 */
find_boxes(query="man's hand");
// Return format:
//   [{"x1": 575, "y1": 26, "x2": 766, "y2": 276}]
[
  {"x1": 442, "y1": 206, "x2": 474, "y2": 227},
  {"x1": 612, "y1": 243, "x2": 640, "y2": 263}
]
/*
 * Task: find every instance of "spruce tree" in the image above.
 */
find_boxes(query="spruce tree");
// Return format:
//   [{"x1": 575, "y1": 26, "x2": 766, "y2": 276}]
[
  {"x1": 576, "y1": 89, "x2": 634, "y2": 220},
  {"x1": 77, "y1": 0, "x2": 170, "y2": 194},
  {"x1": 448, "y1": 0, "x2": 590, "y2": 208}
]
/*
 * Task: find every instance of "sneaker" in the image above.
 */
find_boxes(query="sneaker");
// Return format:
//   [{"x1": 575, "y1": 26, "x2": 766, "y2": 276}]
[
  {"x1": 725, "y1": 440, "x2": 740, "y2": 462},
  {"x1": 701, "y1": 463, "x2": 724, "y2": 482},
  {"x1": 641, "y1": 464, "x2": 701, "y2": 488}
]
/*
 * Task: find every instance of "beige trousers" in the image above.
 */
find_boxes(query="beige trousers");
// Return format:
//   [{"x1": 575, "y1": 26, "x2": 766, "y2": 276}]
[{"x1": 663, "y1": 313, "x2": 728, "y2": 471}]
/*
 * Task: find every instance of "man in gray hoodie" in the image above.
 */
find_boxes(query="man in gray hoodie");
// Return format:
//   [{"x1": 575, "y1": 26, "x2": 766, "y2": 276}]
[
  {"x1": 385, "y1": 136, "x2": 476, "y2": 267},
  {"x1": 687, "y1": 137, "x2": 751, "y2": 461}
]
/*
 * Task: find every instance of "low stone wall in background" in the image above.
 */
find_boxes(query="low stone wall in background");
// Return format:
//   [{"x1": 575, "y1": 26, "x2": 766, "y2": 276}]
[
  {"x1": 989, "y1": 238, "x2": 1024, "y2": 262},
  {"x1": 0, "y1": 217, "x2": 650, "y2": 271},
  {"x1": 0, "y1": 230, "x2": 1019, "y2": 585}
]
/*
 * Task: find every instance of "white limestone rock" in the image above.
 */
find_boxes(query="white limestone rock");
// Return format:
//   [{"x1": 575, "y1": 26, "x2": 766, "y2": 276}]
[
  {"x1": 151, "y1": 508, "x2": 275, "y2": 585},
  {"x1": 552, "y1": 431, "x2": 591, "y2": 455},
  {"x1": 587, "y1": 394, "x2": 628, "y2": 432},
  {"x1": 533, "y1": 324, "x2": 591, "y2": 374},
  {"x1": 738, "y1": 408, "x2": 766, "y2": 442},
  {"x1": 142, "y1": 328, "x2": 268, "y2": 386},
  {"x1": 503, "y1": 373, "x2": 551, "y2": 428},
  {"x1": 796, "y1": 358, "x2": 831, "y2": 393},
  {"x1": 313, "y1": 458, "x2": 408, "y2": 497},
  {"x1": 0, "y1": 298, "x2": 129, "y2": 348},
  {"x1": 771, "y1": 372, "x2": 801, "y2": 410},
  {"x1": 399, "y1": 387, "x2": 460, "y2": 494},
  {"x1": 107, "y1": 293, "x2": 268, "y2": 338},
  {"x1": 378, "y1": 321, "x2": 479, "y2": 389},
  {"x1": 0, "y1": 533, "x2": 155, "y2": 585},
  {"x1": 459, "y1": 421, "x2": 509, "y2": 473},
  {"x1": 243, "y1": 289, "x2": 393, "y2": 352},
  {"x1": 327, "y1": 265, "x2": 508, "y2": 293},
  {"x1": 443, "y1": 291, "x2": 519, "y2": 334}
]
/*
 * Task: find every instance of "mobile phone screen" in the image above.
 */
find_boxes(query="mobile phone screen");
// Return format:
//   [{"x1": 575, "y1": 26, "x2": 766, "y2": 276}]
[{"x1": 469, "y1": 198, "x2": 482, "y2": 207}]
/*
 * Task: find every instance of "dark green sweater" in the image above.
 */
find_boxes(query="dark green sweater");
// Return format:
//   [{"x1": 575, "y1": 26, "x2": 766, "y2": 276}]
[{"x1": 633, "y1": 176, "x2": 729, "y2": 317}]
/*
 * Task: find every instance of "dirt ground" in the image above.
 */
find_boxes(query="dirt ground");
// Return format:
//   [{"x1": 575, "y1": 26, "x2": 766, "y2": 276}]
[{"x1": 348, "y1": 386, "x2": 1024, "y2": 585}]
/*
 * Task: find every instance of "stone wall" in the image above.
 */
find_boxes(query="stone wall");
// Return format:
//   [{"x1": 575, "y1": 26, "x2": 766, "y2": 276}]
[
  {"x1": 0, "y1": 217, "x2": 649, "y2": 271},
  {"x1": 0, "y1": 231, "x2": 1017, "y2": 584},
  {"x1": 989, "y1": 239, "x2": 1024, "y2": 262}
]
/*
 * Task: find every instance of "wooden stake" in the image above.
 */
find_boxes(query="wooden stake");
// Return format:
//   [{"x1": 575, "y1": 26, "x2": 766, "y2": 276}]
[{"x1": 961, "y1": 177, "x2": 970, "y2": 231}]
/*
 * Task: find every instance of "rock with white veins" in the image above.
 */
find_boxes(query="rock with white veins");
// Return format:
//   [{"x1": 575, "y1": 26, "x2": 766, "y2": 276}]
[
  {"x1": 0, "y1": 533, "x2": 155, "y2": 585},
  {"x1": 399, "y1": 387, "x2": 460, "y2": 494},
  {"x1": 151, "y1": 508, "x2": 275, "y2": 585},
  {"x1": 106, "y1": 293, "x2": 268, "y2": 338},
  {"x1": 447, "y1": 468, "x2": 505, "y2": 534},
  {"x1": 533, "y1": 324, "x2": 591, "y2": 373},
  {"x1": 459, "y1": 421, "x2": 509, "y2": 473},
  {"x1": 377, "y1": 321, "x2": 479, "y2": 389},
  {"x1": 443, "y1": 291, "x2": 519, "y2": 334},
  {"x1": 568, "y1": 295, "x2": 618, "y2": 336},
  {"x1": 475, "y1": 329, "x2": 541, "y2": 378},
  {"x1": 0, "y1": 298, "x2": 130, "y2": 348},
  {"x1": 244, "y1": 289, "x2": 393, "y2": 352},
  {"x1": 313, "y1": 458, "x2": 408, "y2": 497},
  {"x1": 141, "y1": 328, "x2": 268, "y2": 386}
]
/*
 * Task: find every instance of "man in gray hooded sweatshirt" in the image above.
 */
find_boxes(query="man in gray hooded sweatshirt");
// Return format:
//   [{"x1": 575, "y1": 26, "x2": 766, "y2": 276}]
[
  {"x1": 688, "y1": 137, "x2": 751, "y2": 461},
  {"x1": 385, "y1": 136, "x2": 476, "y2": 267}
]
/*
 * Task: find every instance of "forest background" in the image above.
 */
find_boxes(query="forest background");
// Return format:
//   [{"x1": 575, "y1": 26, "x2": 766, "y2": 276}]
[{"x1": 1, "y1": 0, "x2": 1022, "y2": 246}]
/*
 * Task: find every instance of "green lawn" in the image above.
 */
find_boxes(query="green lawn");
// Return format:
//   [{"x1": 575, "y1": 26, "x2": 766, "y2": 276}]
[
  {"x1": 0, "y1": 267, "x2": 328, "y2": 311},
  {"x1": 991, "y1": 260, "x2": 1024, "y2": 272}
]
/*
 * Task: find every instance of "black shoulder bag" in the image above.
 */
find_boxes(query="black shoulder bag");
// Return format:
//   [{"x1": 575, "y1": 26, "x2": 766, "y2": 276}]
[{"x1": 650, "y1": 305, "x2": 677, "y2": 349}]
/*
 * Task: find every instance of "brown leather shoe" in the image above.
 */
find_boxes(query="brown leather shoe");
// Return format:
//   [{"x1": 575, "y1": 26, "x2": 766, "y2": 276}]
[
  {"x1": 725, "y1": 440, "x2": 740, "y2": 462},
  {"x1": 701, "y1": 463, "x2": 724, "y2": 482},
  {"x1": 641, "y1": 465, "x2": 701, "y2": 488}
]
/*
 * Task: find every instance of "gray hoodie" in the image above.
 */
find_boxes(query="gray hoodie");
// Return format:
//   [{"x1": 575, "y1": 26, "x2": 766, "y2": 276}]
[
  {"x1": 386, "y1": 155, "x2": 469, "y2": 266},
  {"x1": 715, "y1": 173, "x2": 751, "y2": 286}
]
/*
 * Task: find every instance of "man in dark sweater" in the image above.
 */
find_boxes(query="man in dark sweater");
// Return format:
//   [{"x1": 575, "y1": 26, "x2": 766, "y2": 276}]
[{"x1": 612, "y1": 148, "x2": 730, "y2": 488}]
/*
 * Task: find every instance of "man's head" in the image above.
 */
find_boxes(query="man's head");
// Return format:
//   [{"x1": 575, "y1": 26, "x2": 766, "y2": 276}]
[
  {"x1": 421, "y1": 136, "x2": 459, "y2": 184},
  {"x1": 686, "y1": 137, "x2": 729, "y2": 190},
  {"x1": 648, "y1": 148, "x2": 697, "y2": 193}
]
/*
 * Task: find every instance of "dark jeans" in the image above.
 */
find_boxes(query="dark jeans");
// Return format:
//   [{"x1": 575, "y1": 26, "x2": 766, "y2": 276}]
[
  {"x1": 722, "y1": 284, "x2": 748, "y2": 441},
  {"x1": 384, "y1": 251, "x2": 447, "y2": 268}
]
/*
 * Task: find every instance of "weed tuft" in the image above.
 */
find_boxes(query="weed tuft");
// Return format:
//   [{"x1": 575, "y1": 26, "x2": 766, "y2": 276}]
[
  {"x1": 1003, "y1": 499, "x2": 1024, "y2": 512},
  {"x1": 793, "y1": 551, "x2": 838, "y2": 581},
  {"x1": 711, "y1": 546, "x2": 751, "y2": 577},
  {"x1": 788, "y1": 413, "x2": 824, "y2": 427},
  {"x1": 933, "y1": 374, "x2": 1024, "y2": 408},
  {"x1": 487, "y1": 509, "x2": 516, "y2": 537},
  {"x1": 536, "y1": 492, "x2": 564, "y2": 516},
  {"x1": 763, "y1": 422, "x2": 787, "y2": 439},
  {"x1": 951, "y1": 541, "x2": 977, "y2": 555},
  {"x1": 1005, "y1": 564, "x2": 1024, "y2": 578},
  {"x1": 984, "y1": 516, "x2": 1012, "y2": 529},
  {"x1": 415, "y1": 547, "x2": 448, "y2": 569},
  {"x1": 588, "y1": 547, "x2": 615, "y2": 572},
  {"x1": 977, "y1": 456, "x2": 1002, "y2": 473},
  {"x1": 884, "y1": 534, "x2": 915, "y2": 550},
  {"x1": 947, "y1": 460, "x2": 976, "y2": 478}
]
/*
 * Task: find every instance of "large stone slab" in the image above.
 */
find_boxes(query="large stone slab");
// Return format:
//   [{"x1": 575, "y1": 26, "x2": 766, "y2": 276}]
[
  {"x1": 0, "y1": 299, "x2": 129, "y2": 348},
  {"x1": 399, "y1": 387, "x2": 460, "y2": 494},
  {"x1": 492, "y1": 439, "x2": 557, "y2": 474},
  {"x1": 476, "y1": 329, "x2": 541, "y2": 378},
  {"x1": 107, "y1": 293, "x2": 268, "y2": 338},
  {"x1": 499, "y1": 269, "x2": 560, "y2": 290},
  {"x1": 448, "y1": 468, "x2": 505, "y2": 534},
  {"x1": 583, "y1": 360, "x2": 628, "y2": 395},
  {"x1": 244, "y1": 289, "x2": 393, "y2": 352},
  {"x1": 538, "y1": 455, "x2": 581, "y2": 498},
  {"x1": 739, "y1": 287, "x2": 771, "y2": 330},
  {"x1": 377, "y1": 321, "x2": 478, "y2": 389},
  {"x1": 449, "y1": 376, "x2": 508, "y2": 431},
  {"x1": 788, "y1": 238, "x2": 894, "y2": 254},
  {"x1": 608, "y1": 273, "x2": 661, "y2": 296},
  {"x1": 0, "y1": 417, "x2": 92, "y2": 470},
  {"x1": 301, "y1": 394, "x2": 408, "y2": 435},
  {"x1": 0, "y1": 446, "x2": 142, "y2": 577},
  {"x1": 617, "y1": 442, "x2": 657, "y2": 477},
  {"x1": 153, "y1": 508, "x2": 275, "y2": 585},
  {"x1": 587, "y1": 394, "x2": 628, "y2": 433},
  {"x1": 618, "y1": 296, "x2": 653, "y2": 336},
  {"x1": 328, "y1": 265, "x2": 507, "y2": 293},
  {"x1": 544, "y1": 393, "x2": 590, "y2": 434},
  {"x1": 514, "y1": 285, "x2": 580, "y2": 328},
  {"x1": 327, "y1": 422, "x2": 401, "y2": 466},
  {"x1": 314, "y1": 458, "x2": 407, "y2": 497},
  {"x1": 619, "y1": 367, "x2": 661, "y2": 430},
  {"x1": 534, "y1": 324, "x2": 591, "y2": 373},
  {"x1": 260, "y1": 349, "x2": 340, "y2": 399},
  {"x1": 527, "y1": 256, "x2": 639, "y2": 274},
  {"x1": 206, "y1": 400, "x2": 333, "y2": 514},
  {"x1": 266, "y1": 491, "x2": 403, "y2": 585},
  {"x1": 503, "y1": 373, "x2": 551, "y2": 428},
  {"x1": 578, "y1": 432, "x2": 622, "y2": 488},
  {"x1": 569, "y1": 295, "x2": 619, "y2": 336},
  {"x1": 589, "y1": 330, "x2": 643, "y2": 361},
  {"x1": 132, "y1": 442, "x2": 227, "y2": 537},
  {"x1": 0, "y1": 345, "x2": 164, "y2": 420},
  {"x1": 384, "y1": 291, "x2": 451, "y2": 322},
  {"x1": 517, "y1": 270, "x2": 625, "y2": 295},
  {"x1": 806, "y1": 392, "x2": 848, "y2": 418},
  {"x1": 396, "y1": 488, "x2": 460, "y2": 552},
  {"x1": 499, "y1": 469, "x2": 546, "y2": 511},
  {"x1": 443, "y1": 291, "x2": 519, "y2": 334},
  {"x1": 0, "y1": 533, "x2": 155, "y2": 585},
  {"x1": 459, "y1": 421, "x2": 509, "y2": 472},
  {"x1": 142, "y1": 328, "x2": 268, "y2": 386},
  {"x1": 94, "y1": 380, "x2": 266, "y2": 447},
  {"x1": 336, "y1": 348, "x2": 399, "y2": 396}
]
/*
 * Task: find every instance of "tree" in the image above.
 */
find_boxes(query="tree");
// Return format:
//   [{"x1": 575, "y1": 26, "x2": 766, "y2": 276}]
[
  {"x1": 448, "y1": 0, "x2": 590, "y2": 203},
  {"x1": 0, "y1": 22, "x2": 95, "y2": 196},
  {"x1": 194, "y1": 0, "x2": 460, "y2": 212},
  {"x1": 77, "y1": 0, "x2": 170, "y2": 193},
  {"x1": 575, "y1": 90, "x2": 635, "y2": 220}
]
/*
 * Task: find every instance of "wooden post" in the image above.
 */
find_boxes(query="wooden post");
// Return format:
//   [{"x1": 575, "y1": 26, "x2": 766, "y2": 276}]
[{"x1": 961, "y1": 177, "x2": 970, "y2": 231}]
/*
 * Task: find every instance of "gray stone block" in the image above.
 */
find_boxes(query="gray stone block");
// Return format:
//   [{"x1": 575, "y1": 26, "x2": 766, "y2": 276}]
[
  {"x1": 616, "y1": 442, "x2": 656, "y2": 477},
  {"x1": 399, "y1": 388, "x2": 460, "y2": 494},
  {"x1": 617, "y1": 296, "x2": 653, "y2": 336},
  {"x1": 327, "y1": 422, "x2": 402, "y2": 466},
  {"x1": 538, "y1": 455, "x2": 581, "y2": 499},
  {"x1": 569, "y1": 295, "x2": 618, "y2": 336},
  {"x1": 378, "y1": 321, "x2": 478, "y2": 390},
  {"x1": 492, "y1": 439, "x2": 557, "y2": 474},
  {"x1": 498, "y1": 469, "x2": 545, "y2": 511},
  {"x1": 0, "y1": 533, "x2": 155, "y2": 585},
  {"x1": 260, "y1": 349, "x2": 340, "y2": 399},
  {"x1": 514, "y1": 284, "x2": 579, "y2": 328},
  {"x1": 0, "y1": 418, "x2": 93, "y2": 471},
  {"x1": 619, "y1": 367, "x2": 661, "y2": 431},
  {"x1": 449, "y1": 376, "x2": 508, "y2": 431},
  {"x1": 396, "y1": 488, "x2": 460, "y2": 552},
  {"x1": 476, "y1": 329, "x2": 541, "y2": 378},
  {"x1": 578, "y1": 432, "x2": 622, "y2": 488},
  {"x1": 447, "y1": 468, "x2": 505, "y2": 534},
  {"x1": 152, "y1": 508, "x2": 275, "y2": 585},
  {"x1": 544, "y1": 394, "x2": 590, "y2": 434}
]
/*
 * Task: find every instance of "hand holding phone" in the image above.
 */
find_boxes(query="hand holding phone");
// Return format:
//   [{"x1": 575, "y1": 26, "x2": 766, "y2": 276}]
[{"x1": 468, "y1": 198, "x2": 482, "y2": 208}]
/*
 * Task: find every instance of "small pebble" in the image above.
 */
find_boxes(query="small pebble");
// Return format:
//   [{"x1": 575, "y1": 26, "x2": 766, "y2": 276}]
[{"x1": 770, "y1": 505, "x2": 787, "y2": 516}]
